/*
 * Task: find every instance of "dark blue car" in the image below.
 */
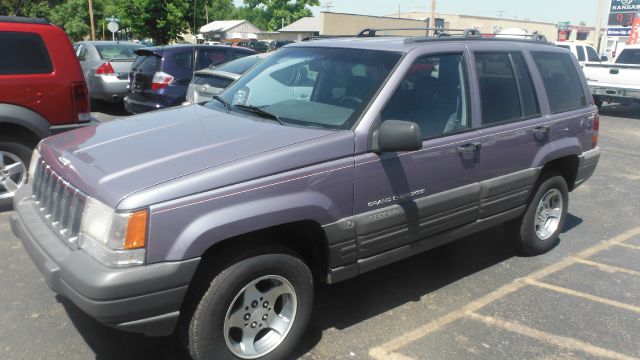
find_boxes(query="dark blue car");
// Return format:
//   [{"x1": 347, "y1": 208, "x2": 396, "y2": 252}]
[{"x1": 124, "y1": 44, "x2": 255, "y2": 113}]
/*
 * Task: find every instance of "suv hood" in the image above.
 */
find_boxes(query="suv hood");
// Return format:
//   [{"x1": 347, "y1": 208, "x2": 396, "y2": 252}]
[{"x1": 39, "y1": 105, "x2": 342, "y2": 209}]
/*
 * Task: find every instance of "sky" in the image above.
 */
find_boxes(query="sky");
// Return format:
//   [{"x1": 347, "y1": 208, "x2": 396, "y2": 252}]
[{"x1": 235, "y1": 0, "x2": 602, "y2": 26}]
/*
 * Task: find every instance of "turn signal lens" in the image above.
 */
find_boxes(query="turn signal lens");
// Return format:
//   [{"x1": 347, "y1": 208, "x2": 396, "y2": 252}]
[{"x1": 124, "y1": 209, "x2": 147, "y2": 249}]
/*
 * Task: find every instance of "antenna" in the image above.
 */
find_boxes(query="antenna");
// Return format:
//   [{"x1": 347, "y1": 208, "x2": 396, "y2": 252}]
[
  {"x1": 322, "y1": 2, "x2": 334, "y2": 12},
  {"x1": 13, "y1": 0, "x2": 26, "y2": 16}
]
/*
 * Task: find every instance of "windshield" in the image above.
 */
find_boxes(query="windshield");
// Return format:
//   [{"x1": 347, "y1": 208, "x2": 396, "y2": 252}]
[
  {"x1": 216, "y1": 54, "x2": 266, "y2": 75},
  {"x1": 95, "y1": 43, "x2": 144, "y2": 60},
  {"x1": 208, "y1": 47, "x2": 402, "y2": 129}
]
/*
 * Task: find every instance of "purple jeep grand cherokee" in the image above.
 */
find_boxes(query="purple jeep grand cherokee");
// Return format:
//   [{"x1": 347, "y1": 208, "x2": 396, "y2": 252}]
[{"x1": 10, "y1": 31, "x2": 600, "y2": 360}]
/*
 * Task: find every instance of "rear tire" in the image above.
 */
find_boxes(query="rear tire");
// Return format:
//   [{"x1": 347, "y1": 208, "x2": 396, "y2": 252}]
[
  {"x1": 507, "y1": 171, "x2": 569, "y2": 255},
  {"x1": 184, "y1": 251, "x2": 313, "y2": 360}
]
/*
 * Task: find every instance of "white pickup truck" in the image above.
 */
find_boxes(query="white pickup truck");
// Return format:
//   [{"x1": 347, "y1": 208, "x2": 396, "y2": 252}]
[{"x1": 584, "y1": 45, "x2": 640, "y2": 107}]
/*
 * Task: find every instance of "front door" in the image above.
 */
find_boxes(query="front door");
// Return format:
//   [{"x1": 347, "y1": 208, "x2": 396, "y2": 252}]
[{"x1": 353, "y1": 51, "x2": 482, "y2": 258}]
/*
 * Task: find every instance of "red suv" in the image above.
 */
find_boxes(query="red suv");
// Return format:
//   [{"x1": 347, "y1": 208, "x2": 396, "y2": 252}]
[{"x1": 0, "y1": 16, "x2": 92, "y2": 206}]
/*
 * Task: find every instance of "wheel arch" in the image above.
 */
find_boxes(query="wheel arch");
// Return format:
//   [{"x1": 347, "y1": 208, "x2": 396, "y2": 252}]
[{"x1": 0, "y1": 103, "x2": 52, "y2": 142}]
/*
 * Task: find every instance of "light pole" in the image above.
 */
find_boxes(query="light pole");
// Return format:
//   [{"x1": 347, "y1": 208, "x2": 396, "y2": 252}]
[
  {"x1": 431, "y1": 0, "x2": 436, "y2": 35},
  {"x1": 594, "y1": 0, "x2": 606, "y2": 51}
]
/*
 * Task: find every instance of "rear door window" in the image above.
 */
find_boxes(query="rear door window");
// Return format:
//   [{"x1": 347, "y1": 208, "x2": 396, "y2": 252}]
[
  {"x1": 576, "y1": 46, "x2": 586, "y2": 61},
  {"x1": 531, "y1": 51, "x2": 587, "y2": 113},
  {"x1": 615, "y1": 49, "x2": 640, "y2": 64},
  {"x1": 475, "y1": 52, "x2": 540, "y2": 125},
  {"x1": 0, "y1": 31, "x2": 52, "y2": 75}
]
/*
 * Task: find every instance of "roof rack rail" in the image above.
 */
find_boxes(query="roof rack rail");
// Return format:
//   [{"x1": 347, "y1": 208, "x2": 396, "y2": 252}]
[
  {"x1": 358, "y1": 27, "x2": 457, "y2": 37},
  {"x1": 0, "y1": 16, "x2": 49, "y2": 25}
]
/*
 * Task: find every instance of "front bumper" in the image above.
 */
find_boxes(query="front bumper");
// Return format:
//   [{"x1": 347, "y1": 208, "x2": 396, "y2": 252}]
[
  {"x1": 10, "y1": 187, "x2": 200, "y2": 336},
  {"x1": 574, "y1": 146, "x2": 601, "y2": 190}
]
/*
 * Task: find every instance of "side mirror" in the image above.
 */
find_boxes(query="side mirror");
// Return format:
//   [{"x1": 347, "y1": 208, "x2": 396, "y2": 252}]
[
  {"x1": 601, "y1": 55, "x2": 609, "y2": 62},
  {"x1": 374, "y1": 120, "x2": 422, "y2": 153}
]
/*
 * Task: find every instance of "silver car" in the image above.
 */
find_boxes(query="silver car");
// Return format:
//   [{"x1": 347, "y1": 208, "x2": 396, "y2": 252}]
[
  {"x1": 74, "y1": 41, "x2": 145, "y2": 103},
  {"x1": 186, "y1": 52, "x2": 270, "y2": 104}
]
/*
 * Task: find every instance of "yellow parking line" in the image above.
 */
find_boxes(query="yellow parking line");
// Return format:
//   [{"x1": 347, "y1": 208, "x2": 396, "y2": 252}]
[
  {"x1": 368, "y1": 226, "x2": 640, "y2": 359},
  {"x1": 524, "y1": 278, "x2": 640, "y2": 313},
  {"x1": 466, "y1": 312, "x2": 639, "y2": 360},
  {"x1": 571, "y1": 257, "x2": 640, "y2": 277},
  {"x1": 615, "y1": 242, "x2": 640, "y2": 251}
]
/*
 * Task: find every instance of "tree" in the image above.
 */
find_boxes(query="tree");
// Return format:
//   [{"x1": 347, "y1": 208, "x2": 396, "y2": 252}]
[
  {"x1": 116, "y1": 0, "x2": 192, "y2": 44},
  {"x1": 238, "y1": 0, "x2": 319, "y2": 31}
]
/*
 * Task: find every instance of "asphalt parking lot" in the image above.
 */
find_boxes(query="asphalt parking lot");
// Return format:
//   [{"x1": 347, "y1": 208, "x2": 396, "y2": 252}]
[{"x1": 1, "y1": 103, "x2": 639, "y2": 360}]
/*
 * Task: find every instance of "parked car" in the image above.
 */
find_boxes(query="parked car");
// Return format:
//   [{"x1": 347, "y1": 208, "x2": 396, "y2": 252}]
[
  {"x1": 584, "y1": 44, "x2": 640, "y2": 107},
  {"x1": 124, "y1": 44, "x2": 256, "y2": 113},
  {"x1": 555, "y1": 41, "x2": 606, "y2": 67},
  {"x1": 12, "y1": 31, "x2": 600, "y2": 360},
  {"x1": 0, "y1": 16, "x2": 93, "y2": 207},
  {"x1": 74, "y1": 41, "x2": 145, "y2": 103},
  {"x1": 185, "y1": 52, "x2": 271, "y2": 103},
  {"x1": 268, "y1": 40, "x2": 294, "y2": 52},
  {"x1": 237, "y1": 40, "x2": 270, "y2": 53}
]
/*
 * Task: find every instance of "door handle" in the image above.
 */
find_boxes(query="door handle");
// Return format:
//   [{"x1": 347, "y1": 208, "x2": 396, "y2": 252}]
[
  {"x1": 532, "y1": 125, "x2": 550, "y2": 135},
  {"x1": 457, "y1": 142, "x2": 481, "y2": 153},
  {"x1": 610, "y1": 69, "x2": 619, "y2": 75}
]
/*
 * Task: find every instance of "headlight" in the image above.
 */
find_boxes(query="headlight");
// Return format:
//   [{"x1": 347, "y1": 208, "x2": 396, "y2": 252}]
[
  {"x1": 78, "y1": 197, "x2": 148, "y2": 267},
  {"x1": 28, "y1": 147, "x2": 41, "y2": 183}
]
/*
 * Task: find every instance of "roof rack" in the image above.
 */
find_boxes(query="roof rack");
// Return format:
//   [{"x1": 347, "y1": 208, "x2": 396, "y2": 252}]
[
  {"x1": 355, "y1": 27, "x2": 550, "y2": 44},
  {"x1": 0, "y1": 16, "x2": 49, "y2": 25}
]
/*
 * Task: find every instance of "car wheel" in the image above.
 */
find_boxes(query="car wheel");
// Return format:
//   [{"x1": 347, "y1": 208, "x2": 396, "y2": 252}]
[
  {"x1": 507, "y1": 171, "x2": 568, "y2": 255},
  {"x1": 185, "y1": 252, "x2": 313, "y2": 360},
  {"x1": 0, "y1": 141, "x2": 31, "y2": 207},
  {"x1": 593, "y1": 96, "x2": 603, "y2": 109}
]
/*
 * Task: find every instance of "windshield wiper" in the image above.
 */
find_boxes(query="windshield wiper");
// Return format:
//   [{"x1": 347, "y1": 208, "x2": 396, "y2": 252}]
[
  {"x1": 233, "y1": 104, "x2": 286, "y2": 126},
  {"x1": 211, "y1": 95, "x2": 231, "y2": 113}
]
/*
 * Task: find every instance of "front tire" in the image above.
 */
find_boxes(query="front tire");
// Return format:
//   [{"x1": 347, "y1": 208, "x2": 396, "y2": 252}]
[
  {"x1": 0, "y1": 141, "x2": 32, "y2": 207},
  {"x1": 186, "y1": 252, "x2": 313, "y2": 360},
  {"x1": 507, "y1": 171, "x2": 569, "y2": 255}
]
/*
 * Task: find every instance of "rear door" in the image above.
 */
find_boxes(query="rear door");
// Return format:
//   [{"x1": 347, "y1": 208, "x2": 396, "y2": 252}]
[{"x1": 470, "y1": 44, "x2": 547, "y2": 219}]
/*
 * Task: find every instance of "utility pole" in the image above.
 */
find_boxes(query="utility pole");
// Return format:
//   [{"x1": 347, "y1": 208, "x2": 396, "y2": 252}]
[
  {"x1": 594, "y1": 0, "x2": 606, "y2": 51},
  {"x1": 430, "y1": 0, "x2": 436, "y2": 35},
  {"x1": 88, "y1": 0, "x2": 96, "y2": 41},
  {"x1": 205, "y1": 4, "x2": 209, "y2": 24},
  {"x1": 497, "y1": 10, "x2": 506, "y2": 18}
]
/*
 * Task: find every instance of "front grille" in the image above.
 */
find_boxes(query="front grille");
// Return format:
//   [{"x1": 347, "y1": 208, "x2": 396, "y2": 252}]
[{"x1": 31, "y1": 160, "x2": 88, "y2": 248}]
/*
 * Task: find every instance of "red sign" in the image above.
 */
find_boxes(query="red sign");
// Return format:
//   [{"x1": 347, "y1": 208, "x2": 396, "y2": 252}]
[{"x1": 628, "y1": 12, "x2": 640, "y2": 44}]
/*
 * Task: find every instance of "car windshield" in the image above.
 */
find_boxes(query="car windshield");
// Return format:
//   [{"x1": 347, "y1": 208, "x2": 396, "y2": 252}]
[
  {"x1": 216, "y1": 54, "x2": 266, "y2": 75},
  {"x1": 95, "y1": 43, "x2": 144, "y2": 60},
  {"x1": 209, "y1": 47, "x2": 402, "y2": 129}
]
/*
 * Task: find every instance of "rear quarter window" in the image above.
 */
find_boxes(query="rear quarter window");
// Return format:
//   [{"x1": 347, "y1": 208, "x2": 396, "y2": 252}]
[
  {"x1": 0, "y1": 31, "x2": 53, "y2": 75},
  {"x1": 531, "y1": 52, "x2": 587, "y2": 113}
]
